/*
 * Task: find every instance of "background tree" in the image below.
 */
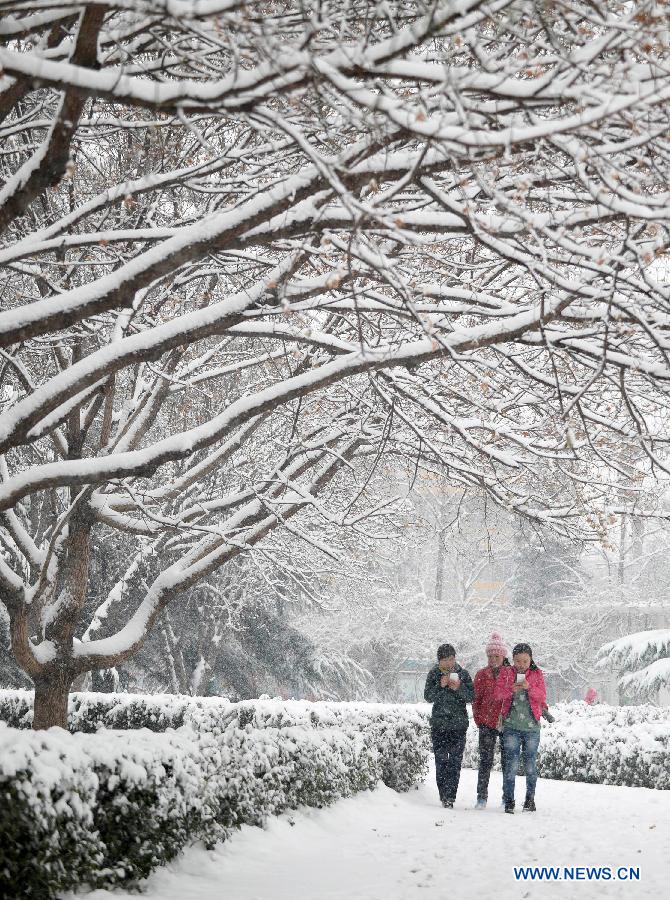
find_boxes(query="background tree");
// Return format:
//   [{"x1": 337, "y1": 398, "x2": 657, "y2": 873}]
[
  {"x1": 597, "y1": 629, "x2": 670, "y2": 702},
  {"x1": 509, "y1": 522, "x2": 586, "y2": 610}
]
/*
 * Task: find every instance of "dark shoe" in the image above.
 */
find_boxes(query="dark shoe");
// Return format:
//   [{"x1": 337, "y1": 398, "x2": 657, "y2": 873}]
[
  {"x1": 474, "y1": 798, "x2": 486, "y2": 809},
  {"x1": 523, "y1": 797, "x2": 536, "y2": 812},
  {"x1": 442, "y1": 799, "x2": 454, "y2": 809},
  {"x1": 504, "y1": 800, "x2": 515, "y2": 814}
]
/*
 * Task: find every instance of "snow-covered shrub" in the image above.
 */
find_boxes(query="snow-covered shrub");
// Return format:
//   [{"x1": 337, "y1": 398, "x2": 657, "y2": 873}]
[
  {"x1": 0, "y1": 723, "x2": 221, "y2": 900},
  {"x1": 196, "y1": 697, "x2": 432, "y2": 790},
  {"x1": 0, "y1": 690, "x2": 430, "y2": 790},
  {"x1": 0, "y1": 721, "x2": 379, "y2": 897},
  {"x1": 0, "y1": 694, "x2": 430, "y2": 897},
  {"x1": 0, "y1": 688, "x2": 33, "y2": 729},
  {"x1": 184, "y1": 697, "x2": 430, "y2": 792},
  {"x1": 537, "y1": 702, "x2": 670, "y2": 789},
  {"x1": 460, "y1": 701, "x2": 670, "y2": 790},
  {"x1": 209, "y1": 724, "x2": 380, "y2": 831},
  {"x1": 0, "y1": 688, "x2": 199, "y2": 731}
]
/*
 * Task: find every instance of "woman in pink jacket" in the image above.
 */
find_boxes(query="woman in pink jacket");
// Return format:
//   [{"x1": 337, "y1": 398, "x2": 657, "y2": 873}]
[{"x1": 494, "y1": 642, "x2": 546, "y2": 814}]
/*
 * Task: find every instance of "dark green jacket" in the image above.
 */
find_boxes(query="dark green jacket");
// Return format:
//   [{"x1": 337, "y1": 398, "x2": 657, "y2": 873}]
[{"x1": 424, "y1": 663, "x2": 474, "y2": 731}]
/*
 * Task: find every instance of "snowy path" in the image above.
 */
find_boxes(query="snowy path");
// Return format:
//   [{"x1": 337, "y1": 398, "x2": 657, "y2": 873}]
[{"x1": 81, "y1": 767, "x2": 669, "y2": 900}]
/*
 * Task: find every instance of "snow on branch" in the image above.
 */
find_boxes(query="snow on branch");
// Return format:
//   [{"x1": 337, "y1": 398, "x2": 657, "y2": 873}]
[
  {"x1": 5, "y1": 0, "x2": 670, "y2": 700},
  {"x1": 597, "y1": 630, "x2": 670, "y2": 698}
]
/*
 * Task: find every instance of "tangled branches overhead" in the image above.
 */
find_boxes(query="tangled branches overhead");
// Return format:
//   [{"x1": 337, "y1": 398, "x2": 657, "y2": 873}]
[{"x1": 2, "y1": 0, "x2": 670, "y2": 709}]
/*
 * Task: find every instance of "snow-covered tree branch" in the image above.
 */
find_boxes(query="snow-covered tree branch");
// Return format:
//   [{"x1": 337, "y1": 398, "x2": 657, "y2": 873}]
[{"x1": 598, "y1": 629, "x2": 670, "y2": 699}]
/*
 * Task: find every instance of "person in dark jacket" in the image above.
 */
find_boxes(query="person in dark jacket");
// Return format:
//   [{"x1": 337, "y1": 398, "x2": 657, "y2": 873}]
[
  {"x1": 472, "y1": 632, "x2": 510, "y2": 809},
  {"x1": 423, "y1": 642, "x2": 474, "y2": 808}
]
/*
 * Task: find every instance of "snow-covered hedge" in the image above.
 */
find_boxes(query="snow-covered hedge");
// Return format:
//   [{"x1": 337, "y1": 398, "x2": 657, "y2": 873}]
[
  {"x1": 536, "y1": 701, "x2": 670, "y2": 789},
  {"x1": 0, "y1": 694, "x2": 429, "y2": 898},
  {"x1": 461, "y1": 701, "x2": 670, "y2": 790},
  {"x1": 184, "y1": 697, "x2": 430, "y2": 792},
  {"x1": 0, "y1": 688, "x2": 195, "y2": 731},
  {"x1": 0, "y1": 690, "x2": 429, "y2": 793},
  {"x1": 3, "y1": 691, "x2": 669, "y2": 792},
  {"x1": 0, "y1": 723, "x2": 220, "y2": 900}
]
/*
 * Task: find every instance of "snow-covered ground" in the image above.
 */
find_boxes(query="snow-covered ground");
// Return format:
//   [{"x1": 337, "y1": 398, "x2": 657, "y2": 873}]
[{"x1": 80, "y1": 766, "x2": 669, "y2": 900}]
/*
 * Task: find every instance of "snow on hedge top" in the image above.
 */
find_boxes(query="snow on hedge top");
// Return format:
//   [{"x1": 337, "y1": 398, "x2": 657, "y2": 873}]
[
  {"x1": 2, "y1": 688, "x2": 668, "y2": 740},
  {"x1": 0, "y1": 688, "x2": 431, "y2": 733},
  {"x1": 0, "y1": 719, "x2": 206, "y2": 818}
]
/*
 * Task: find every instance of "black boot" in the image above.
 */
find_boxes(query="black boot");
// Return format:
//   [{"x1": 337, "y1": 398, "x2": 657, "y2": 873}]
[
  {"x1": 523, "y1": 797, "x2": 536, "y2": 812},
  {"x1": 504, "y1": 800, "x2": 515, "y2": 814}
]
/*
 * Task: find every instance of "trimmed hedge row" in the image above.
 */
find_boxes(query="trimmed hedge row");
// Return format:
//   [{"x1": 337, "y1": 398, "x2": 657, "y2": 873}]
[
  {"x1": 2, "y1": 691, "x2": 668, "y2": 792},
  {"x1": 0, "y1": 690, "x2": 430, "y2": 793},
  {"x1": 0, "y1": 724, "x2": 216, "y2": 899},
  {"x1": 0, "y1": 688, "x2": 196, "y2": 732},
  {"x1": 187, "y1": 697, "x2": 430, "y2": 792},
  {"x1": 536, "y1": 702, "x2": 670, "y2": 790},
  {"x1": 460, "y1": 700, "x2": 670, "y2": 790},
  {"x1": 0, "y1": 695, "x2": 430, "y2": 899}
]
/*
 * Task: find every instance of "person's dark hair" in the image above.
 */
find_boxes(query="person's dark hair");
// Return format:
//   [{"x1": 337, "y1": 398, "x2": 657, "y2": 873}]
[
  {"x1": 437, "y1": 643, "x2": 456, "y2": 660},
  {"x1": 512, "y1": 642, "x2": 538, "y2": 670},
  {"x1": 502, "y1": 657, "x2": 511, "y2": 667}
]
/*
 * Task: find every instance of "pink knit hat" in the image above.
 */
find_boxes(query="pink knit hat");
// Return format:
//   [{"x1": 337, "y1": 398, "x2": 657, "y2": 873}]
[{"x1": 485, "y1": 632, "x2": 508, "y2": 656}]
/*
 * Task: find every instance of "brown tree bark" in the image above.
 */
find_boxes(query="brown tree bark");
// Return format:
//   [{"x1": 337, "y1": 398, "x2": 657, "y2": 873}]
[
  {"x1": 33, "y1": 669, "x2": 72, "y2": 730},
  {"x1": 12, "y1": 506, "x2": 94, "y2": 729}
]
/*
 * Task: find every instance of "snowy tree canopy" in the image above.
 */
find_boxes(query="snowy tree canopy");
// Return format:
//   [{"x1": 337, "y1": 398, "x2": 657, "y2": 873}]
[{"x1": 3, "y1": 0, "x2": 670, "y2": 724}]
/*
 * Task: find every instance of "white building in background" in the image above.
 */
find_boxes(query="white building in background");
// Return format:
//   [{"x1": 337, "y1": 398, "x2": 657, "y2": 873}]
[{"x1": 397, "y1": 659, "x2": 433, "y2": 703}]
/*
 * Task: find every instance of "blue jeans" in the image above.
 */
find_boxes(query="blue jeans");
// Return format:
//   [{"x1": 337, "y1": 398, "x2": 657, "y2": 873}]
[{"x1": 502, "y1": 728, "x2": 540, "y2": 804}]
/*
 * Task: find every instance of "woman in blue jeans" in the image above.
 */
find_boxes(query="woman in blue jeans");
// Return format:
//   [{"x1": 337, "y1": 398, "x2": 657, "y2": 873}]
[{"x1": 494, "y1": 642, "x2": 546, "y2": 814}]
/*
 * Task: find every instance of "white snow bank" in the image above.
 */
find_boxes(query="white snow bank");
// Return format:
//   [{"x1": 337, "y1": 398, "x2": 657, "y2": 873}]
[{"x1": 77, "y1": 766, "x2": 670, "y2": 900}]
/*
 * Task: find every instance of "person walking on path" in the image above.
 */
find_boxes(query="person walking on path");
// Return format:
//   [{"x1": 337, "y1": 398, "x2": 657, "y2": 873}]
[
  {"x1": 495, "y1": 642, "x2": 546, "y2": 815},
  {"x1": 423, "y1": 643, "x2": 474, "y2": 808},
  {"x1": 472, "y1": 632, "x2": 510, "y2": 809}
]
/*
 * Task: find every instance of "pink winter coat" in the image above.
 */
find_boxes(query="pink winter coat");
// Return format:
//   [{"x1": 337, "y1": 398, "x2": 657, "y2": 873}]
[{"x1": 494, "y1": 666, "x2": 547, "y2": 722}]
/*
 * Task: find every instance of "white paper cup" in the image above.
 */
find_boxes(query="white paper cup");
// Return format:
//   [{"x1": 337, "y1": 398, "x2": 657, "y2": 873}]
[
  {"x1": 449, "y1": 672, "x2": 459, "y2": 682},
  {"x1": 516, "y1": 673, "x2": 526, "y2": 683}
]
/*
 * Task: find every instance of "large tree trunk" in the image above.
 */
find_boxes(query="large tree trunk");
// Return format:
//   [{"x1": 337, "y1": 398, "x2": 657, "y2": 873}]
[
  {"x1": 30, "y1": 510, "x2": 91, "y2": 729},
  {"x1": 33, "y1": 670, "x2": 72, "y2": 730}
]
